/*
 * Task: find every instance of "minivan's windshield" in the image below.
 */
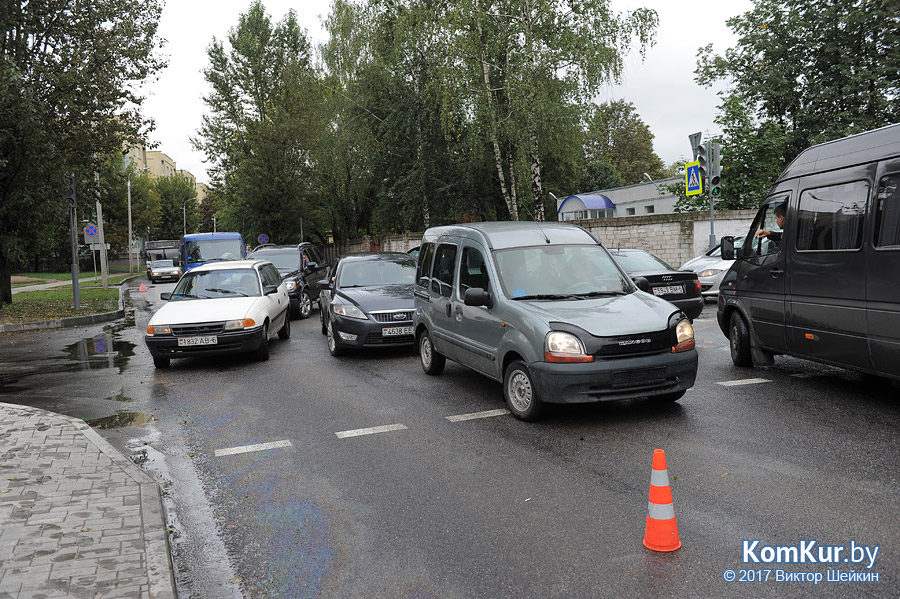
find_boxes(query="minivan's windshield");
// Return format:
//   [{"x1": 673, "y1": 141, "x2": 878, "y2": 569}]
[{"x1": 494, "y1": 245, "x2": 631, "y2": 299}]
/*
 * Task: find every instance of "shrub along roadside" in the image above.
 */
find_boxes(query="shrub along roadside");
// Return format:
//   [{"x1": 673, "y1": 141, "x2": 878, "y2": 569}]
[{"x1": 0, "y1": 287, "x2": 120, "y2": 324}]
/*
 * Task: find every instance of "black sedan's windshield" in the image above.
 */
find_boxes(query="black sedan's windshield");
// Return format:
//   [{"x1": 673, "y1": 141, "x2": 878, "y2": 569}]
[{"x1": 338, "y1": 257, "x2": 416, "y2": 288}]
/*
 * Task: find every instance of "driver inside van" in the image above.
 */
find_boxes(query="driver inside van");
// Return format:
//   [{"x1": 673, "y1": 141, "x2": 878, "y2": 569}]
[{"x1": 755, "y1": 203, "x2": 786, "y2": 242}]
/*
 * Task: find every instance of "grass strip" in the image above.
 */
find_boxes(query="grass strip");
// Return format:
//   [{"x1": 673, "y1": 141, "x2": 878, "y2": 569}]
[{"x1": 0, "y1": 287, "x2": 119, "y2": 324}]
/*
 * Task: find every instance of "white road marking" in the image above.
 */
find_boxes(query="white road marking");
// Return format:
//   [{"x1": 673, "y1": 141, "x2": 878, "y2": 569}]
[
  {"x1": 716, "y1": 378, "x2": 772, "y2": 387},
  {"x1": 446, "y1": 409, "x2": 509, "y2": 422},
  {"x1": 215, "y1": 440, "x2": 292, "y2": 457},
  {"x1": 791, "y1": 373, "x2": 818, "y2": 378},
  {"x1": 335, "y1": 424, "x2": 408, "y2": 439}
]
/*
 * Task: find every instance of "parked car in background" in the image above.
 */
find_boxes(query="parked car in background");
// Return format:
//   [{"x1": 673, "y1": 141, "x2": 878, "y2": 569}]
[
  {"x1": 680, "y1": 238, "x2": 745, "y2": 299},
  {"x1": 147, "y1": 259, "x2": 182, "y2": 284},
  {"x1": 608, "y1": 249, "x2": 704, "y2": 321},
  {"x1": 413, "y1": 222, "x2": 698, "y2": 421},
  {"x1": 144, "y1": 260, "x2": 291, "y2": 368},
  {"x1": 248, "y1": 243, "x2": 328, "y2": 319},
  {"x1": 316, "y1": 252, "x2": 417, "y2": 356}
]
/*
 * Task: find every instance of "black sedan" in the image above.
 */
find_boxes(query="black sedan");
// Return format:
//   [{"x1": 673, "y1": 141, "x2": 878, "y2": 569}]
[
  {"x1": 609, "y1": 249, "x2": 704, "y2": 320},
  {"x1": 316, "y1": 253, "x2": 417, "y2": 356}
]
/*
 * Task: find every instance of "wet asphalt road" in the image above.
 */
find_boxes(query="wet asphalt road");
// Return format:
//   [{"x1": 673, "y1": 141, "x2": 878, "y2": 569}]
[{"x1": 1, "y1": 280, "x2": 898, "y2": 598}]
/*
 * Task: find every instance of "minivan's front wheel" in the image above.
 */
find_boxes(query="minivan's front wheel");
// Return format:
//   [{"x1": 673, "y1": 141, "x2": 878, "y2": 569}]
[
  {"x1": 419, "y1": 330, "x2": 445, "y2": 375},
  {"x1": 729, "y1": 312, "x2": 752, "y2": 367},
  {"x1": 504, "y1": 361, "x2": 545, "y2": 421}
]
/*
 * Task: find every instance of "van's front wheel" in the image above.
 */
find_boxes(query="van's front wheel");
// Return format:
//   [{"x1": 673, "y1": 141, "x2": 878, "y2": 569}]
[
  {"x1": 504, "y1": 361, "x2": 545, "y2": 421},
  {"x1": 729, "y1": 312, "x2": 753, "y2": 367}
]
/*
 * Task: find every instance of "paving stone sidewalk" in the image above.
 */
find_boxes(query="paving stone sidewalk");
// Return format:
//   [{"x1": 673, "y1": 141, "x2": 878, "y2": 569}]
[{"x1": 0, "y1": 403, "x2": 176, "y2": 599}]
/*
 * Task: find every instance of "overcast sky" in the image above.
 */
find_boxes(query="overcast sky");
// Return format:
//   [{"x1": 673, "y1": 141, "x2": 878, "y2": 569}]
[{"x1": 141, "y1": 0, "x2": 754, "y2": 185}]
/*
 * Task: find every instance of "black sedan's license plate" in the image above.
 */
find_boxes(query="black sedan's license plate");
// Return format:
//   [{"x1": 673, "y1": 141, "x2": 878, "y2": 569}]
[
  {"x1": 382, "y1": 326, "x2": 414, "y2": 336},
  {"x1": 652, "y1": 285, "x2": 685, "y2": 296}
]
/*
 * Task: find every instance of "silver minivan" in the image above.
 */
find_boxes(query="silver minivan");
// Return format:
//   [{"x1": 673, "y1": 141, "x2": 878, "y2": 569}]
[{"x1": 413, "y1": 222, "x2": 698, "y2": 420}]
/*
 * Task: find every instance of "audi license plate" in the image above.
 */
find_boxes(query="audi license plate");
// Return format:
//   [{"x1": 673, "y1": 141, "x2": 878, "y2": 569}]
[
  {"x1": 652, "y1": 285, "x2": 685, "y2": 296},
  {"x1": 177, "y1": 336, "x2": 218, "y2": 347},
  {"x1": 382, "y1": 326, "x2": 414, "y2": 336}
]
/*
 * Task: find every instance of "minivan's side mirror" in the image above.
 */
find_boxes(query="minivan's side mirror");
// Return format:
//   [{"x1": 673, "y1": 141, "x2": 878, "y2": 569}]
[
  {"x1": 720, "y1": 236, "x2": 736, "y2": 260},
  {"x1": 632, "y1": 276, "x2": 650, "y2": 293},
  {"x1": 464, "y1": 287, "x2": 493, "y2": 308},
  {"x1": 316, "y1": 279, "x2": 330, "y2": 290}
]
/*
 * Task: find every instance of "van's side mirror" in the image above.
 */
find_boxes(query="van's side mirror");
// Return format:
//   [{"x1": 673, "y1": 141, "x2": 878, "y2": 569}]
[
  {"x1": 464, "y1": 287, "x2": 493, "y2": 308},
  {"x1": 720, "y1": 236, "x2": 736, "y2": 260},
  {"x1": 632, "y1": 276, "x2": 650, "y2": 292},
  {"x1": 316, "y1": 279, "x2": 330, "y2": 290}
]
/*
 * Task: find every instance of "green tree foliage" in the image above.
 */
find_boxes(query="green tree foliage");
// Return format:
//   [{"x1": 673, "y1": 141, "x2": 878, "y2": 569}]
[
  {"x1": 0, "y1": 0, "x2": 164, "y2": 305},
  {"x1": 152, "y1": 175, "x2": 198, "y2": 240},
  {"x1": 193, "y1": 1, "x2": 322, "y2": 244},
  {"x1": 583, "y1": 100, "x2": 666, "y2": 185},
  {"x1": 579, "y1": 161, "x2": 622, "y2": 192},
  {"x1": 695, "y1": 0, "x2": 900, "y2": 210}
]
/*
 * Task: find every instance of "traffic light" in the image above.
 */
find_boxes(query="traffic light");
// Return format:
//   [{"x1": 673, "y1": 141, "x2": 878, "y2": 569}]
[
  {"x1": 63, "y1": 174, "x2": 76, "y2": 209},
  {"x1": 709, "y1": 143, "x2": 722, "y2": 199},
  {"x1": 695, "y1": 142, "x2": 708, "y2": 190}
]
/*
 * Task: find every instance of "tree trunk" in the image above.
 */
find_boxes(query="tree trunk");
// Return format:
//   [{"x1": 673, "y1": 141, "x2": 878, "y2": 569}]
[
  {"x1": 475, "y1": 0, "x2": 517, "y2": 221},
  {"x1": 528, "y1": 126, "x2": 545, "y2": 221},
  {"x1": 0, "y1": 253, "x2": 12, "y2": 306}
]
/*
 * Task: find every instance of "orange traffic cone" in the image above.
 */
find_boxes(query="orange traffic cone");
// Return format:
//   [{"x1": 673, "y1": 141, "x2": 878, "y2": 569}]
[{"x1": 643, "y1": 449, "x2": 681, "y2": 552}]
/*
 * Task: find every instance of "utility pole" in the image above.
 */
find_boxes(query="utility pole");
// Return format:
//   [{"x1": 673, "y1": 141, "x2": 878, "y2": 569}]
[
  {"x1": 64, "y1": 174, "x2": 80, "y2": 309},
  {"x1": 127, "y1": 176, "x2": 133, "y2": 275},
  {"x1": 96, "y1": 200, "x2": 109, "y2": 290}
]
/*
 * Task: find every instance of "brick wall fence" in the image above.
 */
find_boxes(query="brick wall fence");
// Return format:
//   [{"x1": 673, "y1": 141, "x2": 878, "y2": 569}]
[{"x1": 320, "y1": 210, "x2": 758, "y2": 268}]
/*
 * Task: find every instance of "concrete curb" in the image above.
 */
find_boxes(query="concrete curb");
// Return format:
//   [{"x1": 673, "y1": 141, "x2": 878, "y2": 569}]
[
  {"x1": 0, "y1": 275, "x2": 143, "y2": 334},
  {"x1": 0, "y1": 402, "x2": 177, "y2": 599}
]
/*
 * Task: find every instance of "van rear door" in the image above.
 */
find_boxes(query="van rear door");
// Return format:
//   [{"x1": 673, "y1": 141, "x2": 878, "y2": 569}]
[{"x1": 867, "y1": 165, "x2": 900, "y2": 378}]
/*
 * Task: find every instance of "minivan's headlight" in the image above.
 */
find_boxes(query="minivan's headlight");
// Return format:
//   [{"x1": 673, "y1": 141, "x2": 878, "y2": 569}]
[
  {"x1": 333, "y1": 304, "x2": 367, "y2": 319},
  {"x1": 545, "y1": 331, "x2": 594, "y2": 363},
  {"x1": 672, "y1": 319, "x2": 695, "y2": 353}
]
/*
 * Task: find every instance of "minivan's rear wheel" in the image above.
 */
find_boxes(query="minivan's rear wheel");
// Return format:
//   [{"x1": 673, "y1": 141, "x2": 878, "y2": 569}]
[
  {"x1": 419, "y1": 330, "x2": 445, "y2": 375},
  {"x1": 729, "y1": 312, "x2": 752, "y2": 367},
  {"x1": 503, "y1": 360, "x2": 545, "y2": 421}
]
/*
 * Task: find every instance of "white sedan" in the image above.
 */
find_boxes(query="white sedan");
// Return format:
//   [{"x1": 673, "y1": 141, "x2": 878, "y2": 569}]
[{"x1": 145, "y1": 260, "x2": 291, "y2": 368}]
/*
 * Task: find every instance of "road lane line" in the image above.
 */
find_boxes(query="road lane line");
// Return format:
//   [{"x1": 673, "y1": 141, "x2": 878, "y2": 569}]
[
  {"x1": 791, "y1": 373, "x2": 818, "y2": 378},
  {"x1": 446, "y1": 409, "x2": 509, "y2": 422},
  {"x1": 716, "y1": 378, "x2": 771, "y2": 387},
  {"x1": 215, "y1": 440, "x2": 292, "y2": 457},
  {"x1": 335, "y1": 424, "x2": 408, "y2": 439}
]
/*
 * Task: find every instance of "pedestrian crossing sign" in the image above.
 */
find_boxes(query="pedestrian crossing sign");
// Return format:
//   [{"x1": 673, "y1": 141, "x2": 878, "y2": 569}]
[{"x1": 685, "y1": 162, "x2": 702, "y2": 196}]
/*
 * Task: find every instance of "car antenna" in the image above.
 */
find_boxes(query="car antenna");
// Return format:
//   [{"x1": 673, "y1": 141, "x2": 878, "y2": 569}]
[{"x1": 518, "y1": 201, "x2": 551, "y2": 244}]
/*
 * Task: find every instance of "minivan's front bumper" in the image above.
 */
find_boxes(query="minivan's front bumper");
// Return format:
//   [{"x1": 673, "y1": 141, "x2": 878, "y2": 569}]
[{"x1": 528, "y1": 350, "x2": 698, "y2": 403}]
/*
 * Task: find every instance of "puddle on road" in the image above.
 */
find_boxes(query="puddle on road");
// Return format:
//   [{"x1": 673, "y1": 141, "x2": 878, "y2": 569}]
[
  {"x1": 62, "y1": 333, "x2": 135, "y2": 371},
  {"x1": 87, "y1": 411, "x2": 153, "y2": 429}
]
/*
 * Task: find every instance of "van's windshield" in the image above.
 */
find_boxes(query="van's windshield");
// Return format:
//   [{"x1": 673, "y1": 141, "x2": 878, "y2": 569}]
[{"x1": 494, "y1": 245, "x2": 631, "y2": 300}]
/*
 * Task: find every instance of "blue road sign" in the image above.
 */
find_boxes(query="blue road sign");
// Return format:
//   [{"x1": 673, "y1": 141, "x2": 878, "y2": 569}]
[
  {"x1": 257, "y1": 233, "x2": 269, "y2": 245},
  {"x1": 93, "y1": 336, "x2": 107, "y2": 354},
  {"x1": 85, "y1": 225, "x2": 98, "y2": 237},
  {"x1": 685, "y1": 162, "x2": 702, "y2": 196}
]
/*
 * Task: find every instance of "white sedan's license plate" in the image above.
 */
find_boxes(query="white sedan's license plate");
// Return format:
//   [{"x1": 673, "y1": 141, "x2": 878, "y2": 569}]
[
  {"x1": 382, "y1": 326, "x2": 414, "y2": 336},
  {"x1": 177, "y1": 336, "x2": 218, "y2": 347},
  {"x1": 652, "y1": 285, "x2": 685, "y2": 296}
]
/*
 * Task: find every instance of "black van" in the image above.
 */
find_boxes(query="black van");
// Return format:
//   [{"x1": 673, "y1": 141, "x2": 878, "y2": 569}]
[{"x1": 717, "y1": 123, "x2": 900, "y2": 381}]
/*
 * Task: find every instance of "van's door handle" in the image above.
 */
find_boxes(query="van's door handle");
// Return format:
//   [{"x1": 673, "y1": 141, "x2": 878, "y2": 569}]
[
  {"x1": 445, "y1": 302, "x2": 452, "y2": 317},
  {"x1": 769, "y1": 268, "x2": 784, "y2": 278}
]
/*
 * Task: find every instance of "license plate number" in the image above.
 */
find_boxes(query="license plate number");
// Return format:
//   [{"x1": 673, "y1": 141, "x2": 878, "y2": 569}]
[
  {"x1": 177, "y1": 336, "x2": 218, "y2": 347},
  {"x1": 382, "y1": 326, "x2": 413, "y2": 336},
  {"x1": 652, "y1": 285, "x2": 685, "y2": 296}
]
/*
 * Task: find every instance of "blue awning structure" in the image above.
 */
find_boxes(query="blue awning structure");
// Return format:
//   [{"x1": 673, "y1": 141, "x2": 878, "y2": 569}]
[{"x1": 557, "y1": 194, "x2": 615, "y2": 214}]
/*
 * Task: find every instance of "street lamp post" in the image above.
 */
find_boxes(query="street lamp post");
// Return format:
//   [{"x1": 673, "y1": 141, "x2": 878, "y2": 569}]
[{"x1": 183, "y1": 200, "x2": 187, "y2": 237}]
